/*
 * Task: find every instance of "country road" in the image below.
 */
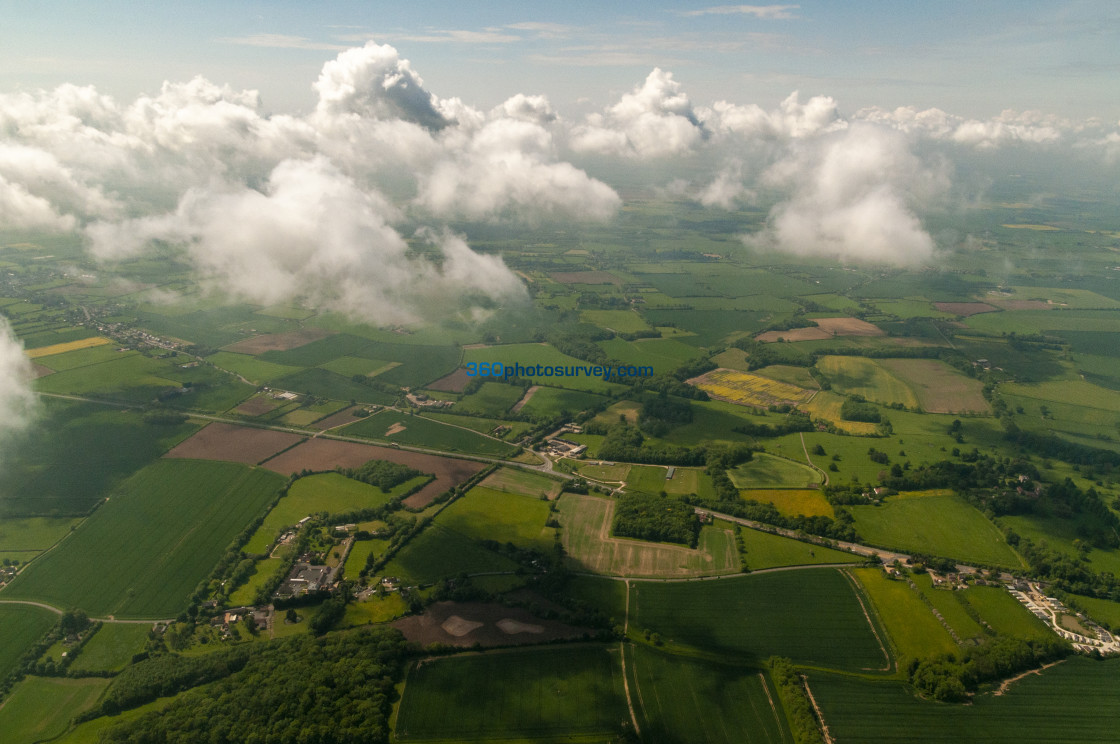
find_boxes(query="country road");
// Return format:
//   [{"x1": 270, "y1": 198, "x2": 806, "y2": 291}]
[{"x1": 0, "y1": 599, "x2": 171, "y2": 624}]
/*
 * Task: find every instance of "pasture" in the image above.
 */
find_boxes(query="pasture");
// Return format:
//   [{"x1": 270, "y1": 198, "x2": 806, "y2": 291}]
[
  {"x1": 629, "y1": 569, "x2": 888, "y2": 669},
  {"x1": 912, "y1": 574, "x2": 986, "y2": 642},
  {"x1": 625, "y1": 464, "x2": 708, "y2": 497},
  {"x1": 516, "y1": 385, "x2": 607, "y2": 420},
  {"x1": 396, "y1": 645, "x2": 627, "y2": 741},
  {"x1": 815, "y1": 356, "x2": 919, "y2": 408},
  {"x1": 3, "y1": 460, "x2": 283, "y2": 618},
  {"x1": 689, "y1": 368, "x2": 814, "y2": 408},
  {"x1": 877, "y1": 359, "x2": 990, "y2": 414},
  {"x1": 205, "y1": 351, "x2": 301, "y2": 383},
  {"x1": 557, "y1": 494, "x2": 739, "y2": 578},
  {"x1": 581, "y1": 309, "x2": 653, "y2": 333},
  {"x1": 342, "y1": 539, "x2": 390, "y2": 580},
  {"x1": 341, "y1": 410, "x2": 516, "y2": 457},
  {"x1": 739, "y1": 526, "x2": 857, "y2": 569},
  {"x1": 33, "y1": 353, "x2": 181, "y2": 401},
  {"x1": 479, "y1": 467, "x2": 564, "y2": 499},
  {"x1": 453, "y1": 382, "x2": 523, "y2": 417},
  {"x1": 809, "y1": 657, "x2": 1120, "y2": 743},
  {"x1": 849, "y1": 491, "x2": 1022, "y2": 568},
  {"x1": 629, "y1": 646, "x2": 791, "y2": 744},
  {"x1": 421, "y1": 412, "x2": 531, "y2": 440},
  {"x1": 0, "y1": 516, "x2": 82, "y2": 552},
  {"x1": 961, "y1": 586, "x2": 1054, "y2": 641},
  {"x1": 436, "y1": 485, "x2": 555, "y2": 552},
  {"x1": 32, "y1": 343, "x2": 125, "y2": 371},
  {"x1": 382, "y1": 525, "x2": 518, "y2": 584},
  {"x1": 850, "y1": 568, "x2": 958, "y2": 662},
  {"x1": 0, "y1": 676, "x2": 111, "y2": 744},
  {"x1": 70, "y1": 624, "x2": 152, "y2": 673},
  {"x1": 0, "y1": 604, "x2": 58, "y2": 680},
  {"x1": 597, "y1": 336, "x2": 701, "y2": 374},
  {"x1": 729, "y1": 453, "x2": 822, "y2": 489}
]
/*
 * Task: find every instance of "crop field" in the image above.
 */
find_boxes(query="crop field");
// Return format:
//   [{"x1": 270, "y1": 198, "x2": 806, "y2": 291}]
[
  {"x1": 396, "y1": 645, "x2": 627, "y2": 741},
  {"x1": 961, "y1": 586, "x2": 1054, "y2": 640},
  {"x1": 463, "y1": 343, "x2": 623, "y2": 393},
  {"x1": 453, "y1": 381, "x2": 523, "y2": 417},
  {"x1": 0, "y1": 516, "x2": 82, "y2": 553},
  {"x1": 729, "y1": 453, "x2": 822, "y2": 489},
  {"x1": 0, "y1": 604, "x2": 58, "y2": 680},
  {"x1": 877, "y1": 359, "x2": 991, "y2": 413},
  {"x1": 25, "y1": 335, "x2": 112, "y2": 359},
  {"x1": 629, "y1": 645, "x2": 791, "y2": 744},
  {"x1": 32, "y1": 343, "x2": 126, "y2": 372},
  {"x1": 274, "y1": 367, "x2": 393, "y2": 404},
  {"x1": 382, "y1": 524, "x2": 518, "y2": 584},
  {"x1": 754, "y1": 364, "x2": 819, "y2": 389},
  {"x1": 341, "y1": 409, "x2": 516, "y2": 457},
  {"x1": 260, "y1": 438, "x2": 483, "y2": 509},
  {"x1": 517, "y1": 385, "x2": 606, "y2": 420},
  {"x1": 436, "y1": 486, "x2": 555, "y2": 552},
  {"x1": 597, "y1": 336, "x2": 701, "y2": 374},
  {"x1": 625, "y1": 464, "x2": 706, "y2": 496},
  {"x1": 205, "y1": 351, "x2": 301, "y2": 383},
  {"x1": 742, "y1": 489, "x2": 834, "y2": 518},
  {"x1": 689, "y1": 368, "x2": 814, "y2": 408},
  {"x1": 342, "y1": 539, "x2": 390, "y2": 580},
  {"x1": 557, "y1": 494, "x2": 739, "y2": 578},
  {"x1": 575, "y1": 461, "x2": 632, "y2": 483},
  {"x1": 422, "y1": 412, "x2": 531, "y2": 440},
  {"x1": 33, "y1": 353, "x2": 181, "y2": 401},
  {"x1": 850, "y1": 568, "x2": 957, "y2": 662},
  {"x1": 0, "y1": 676, "x2": 111, "y2": 744},
  {"x1": 739, "y1": 526, "x2": 856, "y2": 569},
  {"x1": 70, "y1": 624, "x2": 152, "y2": 673},
  {"x1": 816, "y1": 356, "x2": 919, "y2": 408},
  {"x1": 800, "y1": 391, "x2": 880, "y2": 434},
  {"x1": 629, "y1": 569, "x2": 888, "y2": 669},
  {"x1": 221, "y1": 328, "x2": 334, "y2": 354},
  {"x1": 581, "y1": 309, "x2": 653, "y2": 333},
  {"x1": 849, "y1": 491, "x2": 1021, "y2": 567},
  {"x1": 809, "y1": 657, "x2": 1120, "y2": 743},
  {"x1": 479, "y1": 467, "x2": 564, "y2": 499},
  {"x1": 3, "y1": 460, "x2": 283, "y2": 618},
  {"x1": 165, "y1": 422, "x2": 304, "y2": 466}
]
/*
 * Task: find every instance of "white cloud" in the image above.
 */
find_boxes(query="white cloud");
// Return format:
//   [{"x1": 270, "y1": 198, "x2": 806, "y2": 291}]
[
  {"x1": 697, "y1": 160, "x2": 755, "y2": 208},
  {"x1": 0, "y1": 318, "x2": 37, "y2": 448},
  {"x1": 681, "y1": 5, "x2": 800, "y2": 19},
  {"x1": 854, "y1": 105, "x2": 1068, "y2": 148},
  {"x1": 705, "y1": 91, "x2": 843, "y2": 140},
  {"x1": 747, "y1": 123, "x2": 947, "y2": 266}
]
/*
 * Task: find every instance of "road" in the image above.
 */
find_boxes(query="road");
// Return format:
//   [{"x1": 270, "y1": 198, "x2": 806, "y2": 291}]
[{"x1": 0, "y1": 599, "x2": 170, "y2": 624}]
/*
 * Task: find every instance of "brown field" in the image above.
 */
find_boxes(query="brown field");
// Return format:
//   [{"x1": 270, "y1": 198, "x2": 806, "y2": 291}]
[
  {"x1": 31, "y1": 363, "x2": 54, "y2": 378},
  {"x1": 26, "y1": 336, "x2": 112, "y2": 358},
  {"x1": 742, "y1": 489, "x2": 834, "y2": 518},
  {"x1": 222, "y1": 328, "x2": 333, "y2": 354},
  {"x1": 392, "y1": 601, "x2": 589, "y2": 647},
  {"x1": 309, "y1": 405, "x2": 362, "y2": 430},
  {"x1": 260, "y1": 438, "x2": 483, "y2": 508},
  {"x1": 233, "y1": 396, "x2": 281, "y2": 416},
  {"x1": 688, "y1": 368, "x2": 814, "y2": 408},
  {"x1": 756, "y1": 327, "x2": 831, "y2": 342},
  {"x1": 933, "y1": 302, "x2": 999, "y2": 317},
  {"x1": 757, "y1": 316, "x2": 884, "y2": 342},
  {"x1": 549, "y1": 271, "x2": 622, "y2": 285},
  {"x1": 164, "y1": 422, "x2": 304, "y2": 465},
  {"x1": 426, "y1": 367, "x2": 471, "y2": 393},
  {"x1": 877, "y1": 359, "x2": 991, "y2": 414}
]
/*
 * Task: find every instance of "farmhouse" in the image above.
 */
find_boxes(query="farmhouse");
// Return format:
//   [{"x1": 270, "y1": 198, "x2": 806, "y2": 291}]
[{"x1": 275, "y1": 563, "x2": 332, "y2": 599}]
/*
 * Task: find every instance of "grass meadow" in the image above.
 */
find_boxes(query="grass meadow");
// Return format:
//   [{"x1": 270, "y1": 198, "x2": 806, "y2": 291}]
[
  {"x1": 739, "y1": 526, "x2": 857, "y2": 570},
  {"x1": 0, "y1": 604, "x2": 58, "y2": 680},
  {"x1": 729, "y1": 453, "x2": 822, "y2": 489},
  {"x1": 70, "y1": 624, "x2": 152, "y2": 673},
  {"x1": 0, "y1": 676, "x2": 111, "y2": 744},
  {"x1": 382, "y1": 524, "x2": 518, "y2": 584},
  {"x1": 341, "y1": 410, "x2": 516, "y2": 457},
  {"x1": 850, "y1": 568, "x2": 958, "y2": 663},
  {"x1": 436, "y1": 485, "x2": 556, "y2": 552},
  {"x1": 961, "y1": 586, "x2": 1054, "y2": 641}
]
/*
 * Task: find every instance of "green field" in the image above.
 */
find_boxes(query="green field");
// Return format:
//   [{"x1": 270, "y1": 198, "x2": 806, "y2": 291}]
[
  {"x1": 1068, "y1": 594, "x2": 1120, "y2": 630},
  {"x1": 228, "y1": 556, "x2": 286, "y2": 605},
  {"x1": 728, "y1": 453, "x2": 823, "y2": 489},
  {"x1": 3, "y1": 460, "x2": 283, "y2": 618},
  {"x1": 421, "y1": 412, "x2": 531, "y2": 440},
  {"x1": 629, "y1": 569, "x2": 888, "y2": 669},
  {"x1": 598, "y1": 336, "x2": 701, "y2": 374},
  {"x1": 582, "y1": 309, "x2": 653, "y2": 333},
  {"x1": 517, "y1": 385, "x2": 607, "y2": 420},
  {"x1": 453, "y1": 381, "x2": 524, "y2": 417},
  {"x1": 479, "y1": 467, "x2": 564, "y2": 499},
  {"x1": 70, "y1": 624, "x2": 152, "y2": 673},
  {"x1": 0, "y1": 516, "x2": 82, "y2": 553},
  {"x1": 849, "y1": 491, "x2": 1022, "y2": 567},
  {"x1": 34, "y1": 353, "x2": 181, "y2": 401},
  {"x1": 912, "y1": 574, "x2": 986, "y2": 642},
  {"x1": 341, "y1": 409, "x2": 516, "y2": 457},
  {"x1": 436, "y1": 485, "x2": 555, "y2": 552},
  {"x1": 740, "y1": 527, "x2": 858, "y2": 570},
  {"x1": 625, "y1": 464, "x2": 709, "y2": 497},
  {"x1": 464, "y1": 344, "x2": 625, "y2": 393},
  {"x1": 382, "y1": 524, "x2": 518, "y2": 584},
  {"x1": 816, "y1": 356, "x2": 920, "y2": 408},
  {"x1": 342, "y1": 539, "x2": 391, "y2": 581},
  {"x1": 206, "y1": 351, "x2": 301, "y2": 383},
  {"x1": 396, "y1": 645, "x2": 628, "y2": 741},
  {"x1": 0, "y1": 604, "x2": 58, "y2": 680},
  {"x1": 0, "y1": 676, "x2": 111, "y2": 744},
  {"x1": 961, "y1": 586, "x2": 1055, "y2": 641},
  {"x1": 810, "y1": 657, "x2": 1120, "y2": 743},
  {"x1": 999, "y1": 514, "x2": 1120, "y2": 576},
  {"x1": 851, "y1": 568, "x2": 957, "y2": 663},
  {"x1": 629, "y1": 645, "x2": 791, "y2": 744}
]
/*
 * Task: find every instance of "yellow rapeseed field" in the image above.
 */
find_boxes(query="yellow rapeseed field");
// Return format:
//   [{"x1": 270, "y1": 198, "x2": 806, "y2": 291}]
[
  {"x1": 694, "y1": 368, "x2": 814, "y2": 408},
  {"x1": 26, "y1": 336, "x2": 113, "y2": 359}
]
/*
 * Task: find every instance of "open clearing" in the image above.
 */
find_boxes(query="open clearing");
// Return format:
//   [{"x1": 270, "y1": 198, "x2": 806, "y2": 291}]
[
  {"x1": 396, "y1": 645, "x2": 627, "y2": 741},
  {"x1": 3, "y1": 460, "x2": 283, "y2": 618},
  {"x1": 165, "y1": 422, "x2": 303, "y2": 466},
  {"x1": 0, "y1": 676, "x2": 111, "y2": 744},
  {"x1": 877, "y1": 358, "x2": 990, "y2": 414},
  {"x1": 849, "y1": 491, "x2": 1021, "y2": 567},
  {"x1": 260, "y1": 438, "x2": 483, "y2": 509},
  {"x1": 558, "y1": 493, "x2": 738, "y2": 578},
  {"x1": 630, "y1": 569, "x2": 887, "y2": 669},
  {"x1": 961, "y1": 586, "x2": 1054, "y2": 641},
  {"x1": 689, "y1": 368, "x2": 814, "y2": 408},
  {"x1": 221, "y1": 328, "x2": 333, "y2": 354},
  {"x1": 629, "y1": 645, "x2": 791, "y2": 744}
]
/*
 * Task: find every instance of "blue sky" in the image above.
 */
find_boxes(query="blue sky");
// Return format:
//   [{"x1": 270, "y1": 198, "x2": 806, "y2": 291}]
[{"x1": 4, "y1": 1, "x2": 1119, "y2": 119}]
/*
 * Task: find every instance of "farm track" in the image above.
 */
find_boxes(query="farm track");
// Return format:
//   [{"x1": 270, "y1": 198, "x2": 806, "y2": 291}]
[{"x1": 0, "y1": 599, "x2": 170, "y2": 624}]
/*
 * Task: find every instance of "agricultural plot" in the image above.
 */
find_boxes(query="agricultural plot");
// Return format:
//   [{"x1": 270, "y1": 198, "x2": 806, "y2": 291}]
[
  {"x1": 382, "y1": 525, "x2": 518, "y2": 584},
  {"x1": 33, "y1": 353, "x2": 182, "y2": 401},
  {"x1": 815, "y1": 356, "x2": 919, "y2": 408},
  {"x1": 205, "y1": 351, "x2": 301, "y2": 383},
  {"x1": 479, "y1": 467, "x2": 564, "y2": 499},
  {"x1": 809, "y1": 657, "x2": 1120, "y2": 744},
  {"x1": 221, "y1": 328, "x2": 334, "y2": 354},
  {"x1": 850, "y1": 568, "x2": 957, "y2": 662},
  {"x1": 436, "y1": 485, "x2": 555, "y2": 552},
  {"x1": 0, "y1": 516, "x2": 82, "y2": 554},
  {"x1": 754, "y1": 364, "x2": 819, "y2": 389},
  {"x1": 0, "y1": 604, "x2": 58, "y2": 680},
  {"x1": 342, "y1": 539, "x2": 390, "y2": 580},
  {"x1": 629, "y1": 646, "x2": 791, "y2": 744},
  {"x1": 0, "y1": 676, "x2": 111, "y2": 744},
  {"x1": 800, "y1": 391, "x2": 880, "y2": 434},
  {"x1": 739, "y1": 527, "x2": 857, "y2": 569},
  {"x1": 581, "y1": 309, "x2": 653, "y2": 333},
  {"x1": 24, "y1": 335, "x2": 112, "y2": 359},
  {"x1": 70, "y1": 624, "x2": 152, "y2": 673},
  {"x1": 517, "y1": 385, "x2": 606, "y2": 420},
  {"x1": 422, "y1": 411, "x2": 531, "y2": 440},
  {"x1": 1068, "y1": 594, "x2": 1120, "y2": 630},
  {"x1": 961, "y1": 586, "x2": 1054, "y2": 641},
  {"x1": 557, "y1": 493, "x2": 739, "y2": 578},
  {"x1": 849, "y1": 491, "x2": 1021, "y2": 568},
  {"x1": 597, "y1": 336, "x2": 701, "y2": 374},
  {"x1": 396, "y1": 645, "x2": 627, "y2": 741},
  {"x1": 463, "y1": 343, "x2": 624, "y2": 393},
  {"x1": 729, "y1": 453, "x2": 822, "y2": 489},
  {"x1": 3, "y1": 460, "x2": 283, "y2": 618},
  {"x1": 877, "y1": 359, "x2": 990, "y2": 414},
  {"x1": 625, "y1": 464, "x2": 707, "y2": 496},
  {"x1": 741, "y1": 489, "x2": 834, "y2": 519},
  {"x1": 575, "y1": 461, "x2": 632, "y2": 483},
  {"x1": 629, "y1": 569, "x2": 888, "y2": 669},
  {"x1": 273, "y1": 367, "x2": 393, "y2": 404},
  {"x1": 32, "y1": 343, "x2": 125, "y2": 371},
  {"x1": 912, "y1": 574, "x2": 985, "y2": 642},
  {"x1": 341, "y1": 409, "x2": 516, "y2": 457},
  {"x1": 318, "y1": 355, "x2": 396, "y2": 378},
  {"x1": 689, "y1": 368, "x2": 814, "y2": 408},
  {"x1": 453, "y1": 381, "x2": 524, "y2": 417},
  {"x1": 165, "y1": 422, "x2": 304, "y2": 466}
]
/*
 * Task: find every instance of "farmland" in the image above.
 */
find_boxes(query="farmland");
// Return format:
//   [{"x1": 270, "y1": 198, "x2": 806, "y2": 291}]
[
  {"x1": 739, "y1": 527, "x2": 858, "y2": 569},
  {"x1": 877, "y1": 359, "x2": 991, "y2": 414},
  {"x1": 70, "y1": 624, "x2": 152, "y2": 673},
  {"x1": 800, "y1": 391, "x2": 880, "y2": 434},
  {"x1": 165, "y1": 422, "x2": 304, "y2": 466},
  {"x1": 689, "y1": 368, "x2": 814, "y2": 408},
  {"x1": 2, "y1": 460, "x2": 283, "y2": 618},
  {"x1": 961, "y1": 586, "x2": 1054, "y2": 641},
  {"x1": 341, "y1": 409, "x2": 516, "y2": 457},
  {"x1": 0, "y1": 604, "x2": 57, "y2": 680},
  {"x1": 742, "y1": 489, "x2": 834, "y2": 518},
  {"x1": 436, "y1": 485, "x2": 555, "y2": 552},
  {"x1": 815, "y1": 356, "x2": 920, "y2": 408},
  {"x1": 396, "y1": 646, "x2": 628, "y2": 741},
  {"x1": 382, "y1": 525, "x2": 518, "y2": 584},
  {"x1": 850, "y1": 568, "x2": 958, "y2": 662},
  {"x1": 728, "y1": 453, "x2": 822, "y2": 489},
  {"x1": 629, "y1": 570, "x2": 888, "y2": 669},
  {"x1": 0, "y1": 676, "x2": 111, "y2": 744}
]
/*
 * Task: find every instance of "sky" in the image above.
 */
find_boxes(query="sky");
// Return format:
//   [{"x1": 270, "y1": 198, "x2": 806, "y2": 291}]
[{"x1": 3, "y1": 1, "x2": 1119, "y2": 120}]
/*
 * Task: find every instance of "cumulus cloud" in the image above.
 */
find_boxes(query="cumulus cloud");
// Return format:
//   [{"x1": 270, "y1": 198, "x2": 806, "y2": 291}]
[
  {"x1": 0, "y1": 318, "x2": 37, "y2": 449},
  {"x1": 854, "y1": 105, "x2": 1068, "y2": 149},
  {"x1": 697, "y1": 160, "x2": 755, "y2": 208},
  {"x1": 747, "y1": 123, "x2": 948, "y2": 266},
  {"x1": 705, "y1": 91, "x2": 843, "y2": 140},
  {"x1": 85, "y1": 157, "x2": 526, "y2": 324},
  {"x1": 571, "y1": 68, "x2": 706, "y2": 158}
]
